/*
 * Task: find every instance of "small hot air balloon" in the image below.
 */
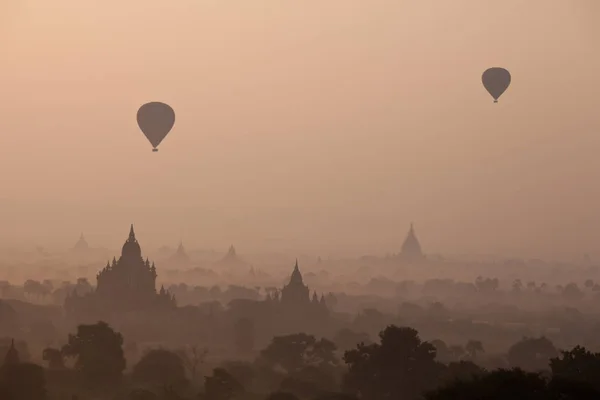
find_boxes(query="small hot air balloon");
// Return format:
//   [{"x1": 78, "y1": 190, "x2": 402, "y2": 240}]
[
  {"x1": 482, "y1": 68, "x2": 511, "y2": 103},
  {"x1": 136, "y1": 102, "x2": 175, "y2": 152}
]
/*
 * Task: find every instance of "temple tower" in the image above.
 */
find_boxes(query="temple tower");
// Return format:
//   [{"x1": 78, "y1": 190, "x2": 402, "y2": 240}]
[
  {"x1": 399, "y1": 222, "x2": 424, "y2": 262},
  {"x1": 280, "y1": 260, "x2": 310, "y2": 306}
]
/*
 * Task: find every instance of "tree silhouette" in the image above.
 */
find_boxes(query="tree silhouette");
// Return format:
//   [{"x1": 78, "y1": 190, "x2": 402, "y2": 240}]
[
  {"x1": 132, "y1": 349, "x2": 187, "y2": 389},
  {"x1": 42, "y1": 348, "x2": 65, "y2": 369},
  {"x1": 0, "y1": 362, "x2": 47, "y2": 400},
  {"x1": 430, "y1": 340, "x2": 452, "y2": 363},
  {"x1": 562, "y1": 283, "x2": 584, "y2": 301},
  {"x1": 550, "y1": 345, "x2": 600, "y2": 391},
  {"x1": 475, "y1": 277, "x2": 499, "y2": 292},
  {"x1": 507, "y1": 337, "x2": 557, "y2": 372},
  {"x1": 259, "y1": 333, "x2": 338, "y2": 374},
  {"x1": 279, "y1": 365, "x2": 337, "y2": 399},
  {"x1": 75, "y1": 278, "x2": 93, "y2": 295},
  {"x1": 343, "y1": 325, "x2": 444, "y2": 400},
  {"x1": 426, "y1": 368, "x2": 600, "y2": 400},
  {"x1": 440, "y1": 361, "x2": 486, "y2": 385},
  {"x1": 548, "y1": 376, "x2": 600, "y2": 399},
  {"x1": 512, "y1": 279, "x2": 523, "y2": 293},
  {"x1": 176, "y1": 345, "x2": 208, "y2": 384},
  {"x1": 61, "y1": 321, "x2": 126, "y2": 386},
  {"x1": 23, "y1": 280, "x2": 43, "y2": 300},
  {"x1": 203, "y1": 368, "x2": 244, "y2": 400},
  {"x1": 220, "y1": 361, "x2": 255, "y2": 390},
  {"x1": 465, "y1": 340, "x2": 484, "y2": 360},
  {"x1": 426, "y1": 369, "x2": 546, "y2": 400},
  {"x1": 448, "y1": 345, "x2": 465, "y2": 361}
]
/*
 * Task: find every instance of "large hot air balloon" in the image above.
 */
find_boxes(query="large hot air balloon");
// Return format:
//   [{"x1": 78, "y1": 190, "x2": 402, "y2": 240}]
[
  {"x1": 136, "y1": 102, "x2": 175, "y2": 152},
  {"x1": 482, "y1": 68, "x2": 511, "y2": 103}
]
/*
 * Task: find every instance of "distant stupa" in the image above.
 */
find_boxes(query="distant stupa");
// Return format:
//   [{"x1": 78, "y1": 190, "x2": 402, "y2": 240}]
[
  {"x1": 4, "y1": 339, "x2": 19, "y2": 366},
  {"x1": 215, "y1": 245, "x2": 246, "y2": 267},
  {"x1": 170, "y1": 241, "x2": 191, "y2": 265},
  {"x1": 225, "y1": 245, "x2": 236, "y2": 259},
  {"x1": 72, "y1": 233, "x2": 89, "y2": 252},
  {"x1": 399, "y1": 223, "x2": 424, "y2": 262}
]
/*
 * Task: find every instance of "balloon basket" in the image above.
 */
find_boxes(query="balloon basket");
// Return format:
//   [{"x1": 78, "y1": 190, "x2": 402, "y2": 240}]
[
  {"x1": 494, "y1": 100, "x2": 498, "y2": 103},
  {"x1": 152, "y1": 148, "x2": 158, "y2": 152}
]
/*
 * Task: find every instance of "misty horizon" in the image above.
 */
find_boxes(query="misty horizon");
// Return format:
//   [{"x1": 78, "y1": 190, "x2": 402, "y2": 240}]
[{"x1": 1, "y1": 0, "x2": 599, "y2": 259}]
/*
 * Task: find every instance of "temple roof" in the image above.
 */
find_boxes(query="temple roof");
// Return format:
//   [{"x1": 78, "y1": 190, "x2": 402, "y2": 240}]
[
  {"x1": 401, "y1": 222, "x2": 423, "y2": 257},
  {"x1": 177, "y1": 242, "x2": 187, "y2": 255},
  {"x1": 171, "y1": 240, "x2": 190, "y2": 262},
  {"x1": 121, "y1": 224, "x2": 142, "y2": 259},
  {"x1": 73, "y1": 233, "x2": 89, "y2": 251},
  {"x1": 227, "y1": 245, "x2": 236, "y2": 257},
  {"x1": 4, "y1": 339, "x2": 19, "y2": 365},
  {"x1": 289, "y1": 259, "x2": 304, "y2": 285}
]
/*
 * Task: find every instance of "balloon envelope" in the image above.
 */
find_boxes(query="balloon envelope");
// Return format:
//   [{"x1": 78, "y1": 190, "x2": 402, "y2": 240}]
[
  {"x1": 482, "y1": 68, "x2": 511, "y2": 103},
  {"x1": 136, "y1": 102, "x2": 175, "y2": 150}
]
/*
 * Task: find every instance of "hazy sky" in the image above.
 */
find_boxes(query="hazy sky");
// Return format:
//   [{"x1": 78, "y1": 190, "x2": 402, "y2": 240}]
[{"x1": 0, "y1": 0, "x2": 599, "y2": 258}]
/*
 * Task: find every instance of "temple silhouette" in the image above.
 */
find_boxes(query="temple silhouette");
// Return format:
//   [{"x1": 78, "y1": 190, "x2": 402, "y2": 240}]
[
  {"x1": 169, "y1": 241, "x2": 191, "y2": 265},
  {"x1": 72, "y1": 233, "x2": 89, "y2": 252},
  {"x1": 215, "y1": 245, "x2": 248, "y2": 268},
  {"x1": 266, "y1": 260, "x2": 328, "y2": 313},
  {"x1": 398, "y1": 223, "x2": 425, "y2": 262},
  {"x1": 65, "y1": 225, "x2": 175, "y2": 317},
  {"x1": 3, "y1": 339, "x2": 18, "y2": 366}
]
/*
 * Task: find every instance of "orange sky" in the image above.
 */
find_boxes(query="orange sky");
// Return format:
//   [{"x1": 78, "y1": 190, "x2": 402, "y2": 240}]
[{"x1": 0, "y1": 0, "x2": 599, "y2": 258}]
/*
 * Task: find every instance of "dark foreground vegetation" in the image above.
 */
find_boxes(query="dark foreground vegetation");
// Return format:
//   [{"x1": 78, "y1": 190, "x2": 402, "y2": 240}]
[{"x1": 1, "y1": 321, "x2": 599, "y2": 400}]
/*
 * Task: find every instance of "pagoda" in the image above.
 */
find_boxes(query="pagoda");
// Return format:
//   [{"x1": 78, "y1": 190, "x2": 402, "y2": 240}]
[
  {"x1": 72, "y1": 233, "x2": 89, "y2": 252},
  {"x1": 215, "y1": 245, "x2": 247, "y2": 268},
  {"x1": 169, "y1": 241, "x2": 191, "y2": 265},
  {"x1": 398, "y1": 223, "x2": 425, "y2": 262},
  {"x1": 65, "y1": 225, "x2": 175, "y2": 316},
  {"x1": 267, "y1": 260, "x2": 327, "y2": 312}
]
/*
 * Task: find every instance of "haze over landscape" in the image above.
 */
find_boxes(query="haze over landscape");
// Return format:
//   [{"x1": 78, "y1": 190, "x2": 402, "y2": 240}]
[
  {"x1": 3, "y1": 2, "x2": 600, "y2": 400},
  {"x1": 0, "y1": 0, "x2": 599, "y2": 258}
]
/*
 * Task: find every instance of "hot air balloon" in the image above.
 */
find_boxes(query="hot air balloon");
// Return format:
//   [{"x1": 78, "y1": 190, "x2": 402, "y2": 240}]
[
  {"x1": 136, "y1": 102, "x2": 175, "y2": 152},
  {"x1": 482, "y1": 68, "x2": 511, "y2": 103}
]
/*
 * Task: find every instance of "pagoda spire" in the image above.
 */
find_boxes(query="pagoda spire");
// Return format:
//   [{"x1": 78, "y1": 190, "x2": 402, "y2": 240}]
[
  {"x1": 400, "y1": 221, "x2": 423, "y2": 261},
  {"x1": 290, "y1": 259, "x2": 303, "y2": 285},
  {"x1": 4, "y1": 339, "x2": 19, "y2": 365},
  {"x1": 129, "y1": 224, "x2": 136, "y2": 240}
]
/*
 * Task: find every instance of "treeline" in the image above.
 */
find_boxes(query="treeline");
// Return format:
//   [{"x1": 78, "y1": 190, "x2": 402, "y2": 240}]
[{"x1": 2, "y1": 322, "x2": 600, "y2": 399}]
